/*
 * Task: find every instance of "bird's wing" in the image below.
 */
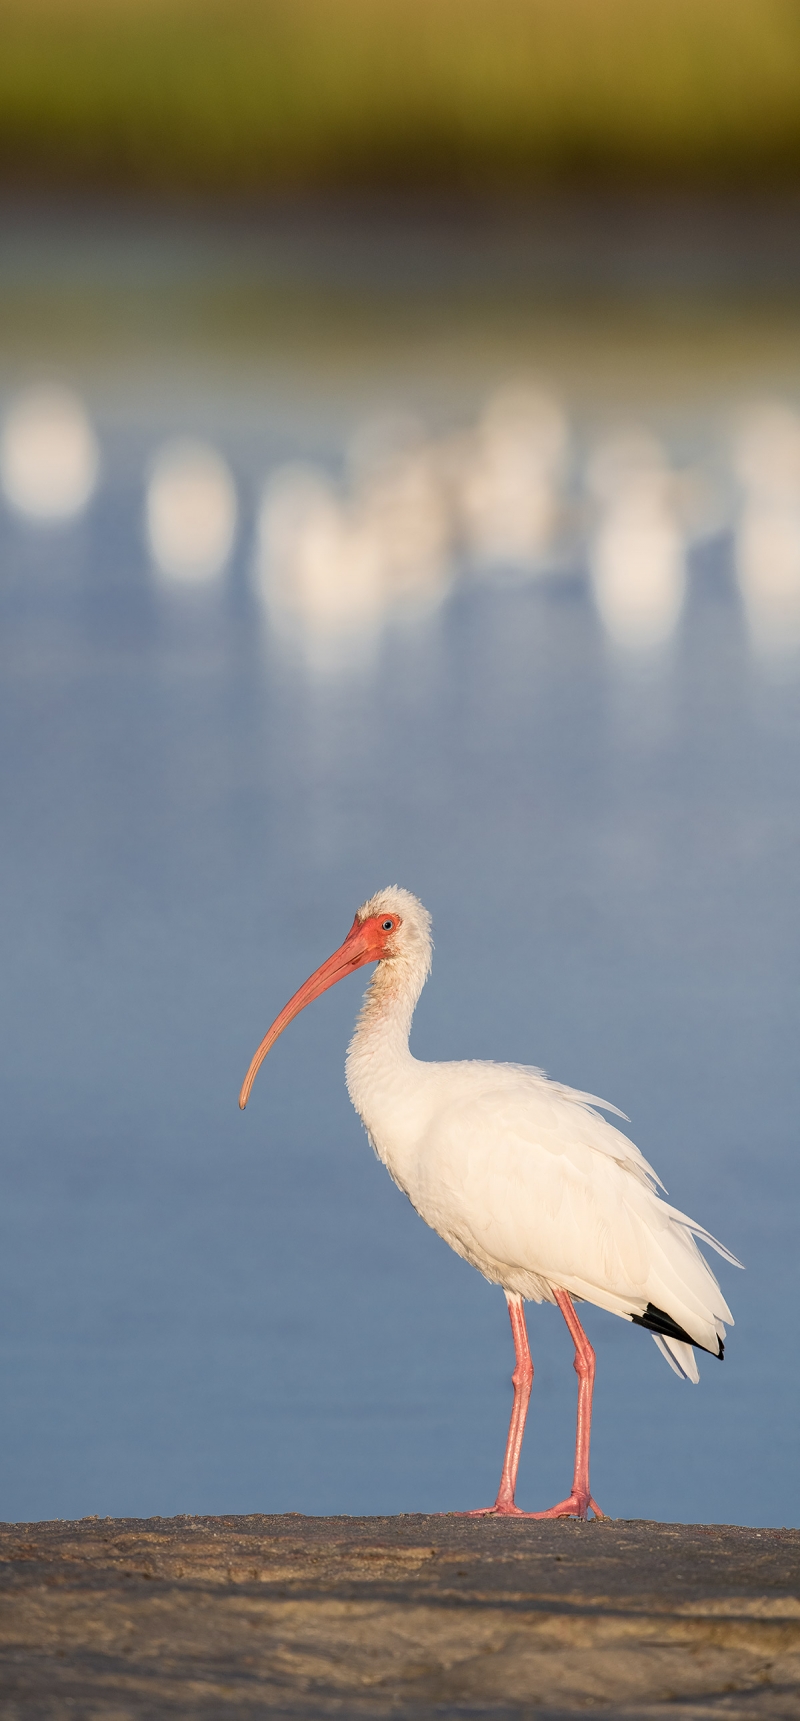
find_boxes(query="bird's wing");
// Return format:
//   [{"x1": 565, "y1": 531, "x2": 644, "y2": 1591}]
[
  {"x1": 512, "y1": 1067, "x2": 743, "y2": 1273},
  {"x1": 412, "y1": 1061, "x2": 736, "y2": 1349},
  {"x1": 484, "y1": 1062, "x2": 666, "y2": 1190},
  {"x1": 655, "y1": 1197, "x2": 742, "y2": 1268}
]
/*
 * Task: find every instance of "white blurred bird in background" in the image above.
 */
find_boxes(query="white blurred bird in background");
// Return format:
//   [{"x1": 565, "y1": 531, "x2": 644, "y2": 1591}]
[
  {"x1": 734, "y1": 402, "x2": 800, "y2": 653},
  {"x1": 254, "y1": 386, "x2": 568, "y2": 664},
  {"x1": 240, "y1": 889, "x2": 739, "y2": 1519},
  {"x1": 449, "y1": 385, "x2": 568, "y2": 575},
  {"x1": 255, "y1": 414, "x2": 453, "y2": 667},
  {"x1": 1, "y1": 384, "x2": 99, "y2": 521},
  {"x1": 588, "y1": 429, "x2": 686, "y2": 650},
  {"x1": 8, "y1": 372, "x2": 799, "y2": 670},
  {"x1": 146, "y1": 438, "x2": 238, "y2": 585}
]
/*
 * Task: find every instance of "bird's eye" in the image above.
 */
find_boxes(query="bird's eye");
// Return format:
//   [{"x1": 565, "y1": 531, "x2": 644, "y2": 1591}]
[{"x1": 381, "y1": 919, "x2": 394, "y2": 932}]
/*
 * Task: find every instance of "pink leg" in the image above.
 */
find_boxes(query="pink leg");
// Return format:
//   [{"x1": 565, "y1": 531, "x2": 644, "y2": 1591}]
[
  {"x1": 462, "y1": 1289, "x2": 605, "y2": 1520},
  {"x1": 537, "y1": 1289, "x2": 605, "y2": 1520}
]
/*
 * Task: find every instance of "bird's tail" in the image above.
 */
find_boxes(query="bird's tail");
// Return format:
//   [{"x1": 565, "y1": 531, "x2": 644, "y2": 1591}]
[{"x1": 651, "y1": 1332, "x2": 700, "y2": 1383}]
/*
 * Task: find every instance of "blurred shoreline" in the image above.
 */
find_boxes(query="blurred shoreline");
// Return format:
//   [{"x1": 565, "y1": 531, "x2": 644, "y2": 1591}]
[{"x1": 4, "y1": 189, "x2": 800, "y2": 301}]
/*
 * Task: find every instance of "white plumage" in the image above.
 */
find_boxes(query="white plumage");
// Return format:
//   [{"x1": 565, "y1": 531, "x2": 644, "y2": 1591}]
[{"x1": 241, "y1": 885, "x2": 740, "y2": 1518}]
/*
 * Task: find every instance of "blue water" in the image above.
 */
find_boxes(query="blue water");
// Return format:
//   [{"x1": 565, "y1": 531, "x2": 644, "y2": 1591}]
[{"x1": 0, "y1": 205, "x2": 798, "y2": 1528}]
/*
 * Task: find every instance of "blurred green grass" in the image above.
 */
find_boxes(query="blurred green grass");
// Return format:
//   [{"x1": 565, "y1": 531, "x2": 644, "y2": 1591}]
[{"x1": 2, "y1": 0, "x2": 800, "y2": 192}]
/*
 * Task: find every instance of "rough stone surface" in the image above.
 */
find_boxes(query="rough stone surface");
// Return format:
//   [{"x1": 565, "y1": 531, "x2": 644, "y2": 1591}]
[{"x1": 0, "y1": 1514, "x2": 798, "y2": 1717}]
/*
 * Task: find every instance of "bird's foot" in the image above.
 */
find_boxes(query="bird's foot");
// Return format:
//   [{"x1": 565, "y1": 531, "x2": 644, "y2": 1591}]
[
  {"x1": 522, "y1": 1492, "x2": 605, "y2": 1521},
  {"x1": 458, "y1": 1493, "x2": 605, "y2": 1522}
]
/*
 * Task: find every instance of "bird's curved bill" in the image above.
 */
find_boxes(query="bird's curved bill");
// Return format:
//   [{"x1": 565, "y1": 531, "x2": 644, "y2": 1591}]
[{"x1": 239, "y1": 916, "x2": 378, "y2": 1109}]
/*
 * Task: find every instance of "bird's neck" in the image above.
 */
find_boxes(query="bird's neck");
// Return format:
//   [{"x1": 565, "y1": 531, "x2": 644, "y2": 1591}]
[{"x1": 345, "y1": 955, "x2": 424, "y2": 1112}]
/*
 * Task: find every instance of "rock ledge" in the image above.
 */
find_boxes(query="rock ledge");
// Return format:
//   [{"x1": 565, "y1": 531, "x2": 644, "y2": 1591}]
[{"x1": 1, "y1": 1514, "x2": 798, "y2": 1717}]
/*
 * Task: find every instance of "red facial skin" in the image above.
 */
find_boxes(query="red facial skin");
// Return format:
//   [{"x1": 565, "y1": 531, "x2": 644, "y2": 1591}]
[{"x1": 239, "y1": 912, "x2": 402, "y2": 1110}]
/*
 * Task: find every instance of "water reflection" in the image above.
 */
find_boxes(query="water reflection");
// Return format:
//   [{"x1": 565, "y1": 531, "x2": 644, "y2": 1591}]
[
  {"x1": 734, "y1": 403, "x2": 800, "y2": 653},
  {"x1": 0, "y1": 384, "x2": 98, "y2": 522},
  {"x1": 588, "y1": 430, "x2": 686, "y2": 650},
  {"x1": 146, "y1": 439, "x2": 238, "y2": 584}
]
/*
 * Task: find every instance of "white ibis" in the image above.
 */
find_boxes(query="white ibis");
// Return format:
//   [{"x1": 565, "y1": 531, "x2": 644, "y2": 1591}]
[{"x1": 240, "y1": 888, "x2": 738, "y2": 1519}]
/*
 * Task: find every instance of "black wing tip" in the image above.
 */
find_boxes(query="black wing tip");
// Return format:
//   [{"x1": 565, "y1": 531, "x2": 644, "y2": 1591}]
[{"x1": 631, "y1": 1302, "x2": 724, "y2": 1361}]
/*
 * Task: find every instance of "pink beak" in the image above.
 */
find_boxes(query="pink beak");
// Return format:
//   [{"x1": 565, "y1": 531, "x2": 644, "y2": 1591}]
[{"x1": 239, "y1": 915, "x2": 381, "y2": 1110}]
